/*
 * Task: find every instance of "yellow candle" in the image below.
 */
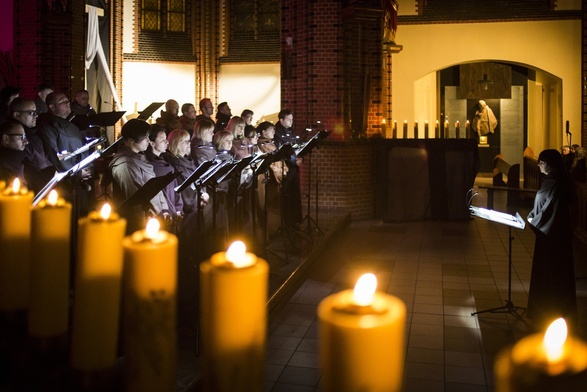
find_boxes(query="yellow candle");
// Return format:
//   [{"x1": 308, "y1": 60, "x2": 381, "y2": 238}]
[
  {"x1": 28, "y1": 190, "x2": 72, "y2": 338},
  {"x1": 392, "y1": 120, "x2": 397, "y2": 139},
  {"x1": 122, "y1": 218, "x2": 178, "y2": 392},
  {"x1": 444, "y1": 120, "x2": 449, "y2": 138},
  {"x1": 318, "y1": 273, "x2": 406, "y2": 392},
  {"x1": 402, "y1": 120, "x2": 408, "y2": 139},
  {"x1": 70, "y1": 203, "x2": 127, "y2": 371},
  {"x1": 0, "y1": 178, "x2": 33, "y2": 312},
  {"x1": 466, "y1": 120, "x2": 471, "y2": 138},
  {"x1": 495, "y1": 318, "x2": 587, "y2": 391},
  {"x1": 381, "y1": 118, "x2": 387, "y2": 138},
  {"x1": 200, "y1": 241, "x2": 268, "y2": 392},
  {"x1": 413, "y1": 121, "x2": 418, "y2": 139},
  {"x1": 435, "y1": 120, "x2": 440, "y2": 138},
  {"x1": 424, "y1": 120, "x2": 429, "y2": 139},
  {"x1": 455, "y1": 121, "x2": 461, "y2": 139}
]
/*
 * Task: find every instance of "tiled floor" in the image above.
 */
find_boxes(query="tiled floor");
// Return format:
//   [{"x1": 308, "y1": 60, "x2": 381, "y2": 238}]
[{"x1": 263, "y1": 189, "x2": 587, "y2": 392}]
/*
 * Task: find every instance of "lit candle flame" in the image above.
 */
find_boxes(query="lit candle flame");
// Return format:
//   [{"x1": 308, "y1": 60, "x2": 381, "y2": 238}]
[
  {"x1": 145, "y1": 218, "x2": 160, "y2": 240},
  {"x1": 353, "y1": 273, "x2": 377, "y2": 306},
  {"x1": 544, "y1": 318, "x2": 567, "y2": 362},
  {"x1": 11, "y1": 178, "x2": 20, "y2": 193},
  {"x1": 226, "y1": 241, "x2": 248, "y2": 268},
  {"x1": 100, "y1": 203, "x2": 112, "y2": 220},
  {"x1": 382, "y1": 119, "x2": 386, "y2": 125},
  {"x1": 47, "y1": 190, "x2": 58, "y2": 206}
]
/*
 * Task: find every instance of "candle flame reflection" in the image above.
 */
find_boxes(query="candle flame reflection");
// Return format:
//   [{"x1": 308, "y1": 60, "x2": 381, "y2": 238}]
[
  {"x1": 100, "y1": 203, "x2": 112, "y2": 220},
  {"x1": 353, "y1": 273, "x2": 377, "y2": 306},
  {"x1": 47, "y1": 190, "x2": 58, "y2": 206},
  {"x1": 226, "y1": 241, "x2": 248, "y2": 268},
  {"x1": 544, "y1": 318, "x2": 567, "y2": 362},
  {"x1": 11, "y1": 178, "x2": 20, "y2": 193},
  {"x1": 145, "y1": 218, "x2": 160, "y2": 239}
]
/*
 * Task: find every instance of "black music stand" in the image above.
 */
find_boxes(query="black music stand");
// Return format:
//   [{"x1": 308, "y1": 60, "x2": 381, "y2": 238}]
[
  {"x1": 71, "y1": 111, "x2": 126, "y2": 130},
  {"x1": 469, "y1": 206, "x2": 526, "y2": 316},
  {"x1": 118, "y1": 171, "x2": 179, "y2": 213},
  {"x1": 175, "y1": 160, "x2": 220, "y2": 193},
  {"x1": 297, "y1": 130, "x2": 330, "y2": 239},
  {"x1": 33, "y1": 150, "x2": 103, "y2": 206},
  {"x1": 251, "y1": 151, "x2": 290, "y2": 262},
  {"x1": 137, "y1": 102, "x2": 165, "y2": 121},
  {"x1": 58, "y1": 136, "x2": 105, "y2": 162}
]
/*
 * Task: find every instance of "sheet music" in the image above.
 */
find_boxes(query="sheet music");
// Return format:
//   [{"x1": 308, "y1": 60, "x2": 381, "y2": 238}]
[{"x1": 470, "y1": 206, "x2": 525, "y2": 229}]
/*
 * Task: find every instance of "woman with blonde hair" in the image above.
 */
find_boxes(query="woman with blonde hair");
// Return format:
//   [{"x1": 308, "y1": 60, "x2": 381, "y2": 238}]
[{"x1": 166, "y1": 129, "x2": 198, "y2": 214}]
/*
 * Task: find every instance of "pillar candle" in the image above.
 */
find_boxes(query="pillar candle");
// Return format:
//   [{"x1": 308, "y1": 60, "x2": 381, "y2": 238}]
[
  {"x1": 0, "y1": 178, "x2": 33, "y2": 312},
  {"x1": 28, "y1": 190, "x2": 71, "y2": 339},
  {"x1": 402, "y1": 120, "x2": 407, "y2": 139},
  {"x1": 200, "y1": 241, "x2": 268, "y2": 392},
  {"x1": 444, "y1": 120, "x2": 449, "y2": 138},
  {"x1": 413, "y1": 121, "x2": 418, "y2": 139},
  {"x1": 455, "y1": 121, "x2": 461, "y2": 139},
  {"x1": 381, "y1": 119, "x2": 387, "y2": 138},
  {"x1": 435, "y1": 120, "x2": 440, "y2": 138},
  {"x1": 122, "y1": 218, "x2": 178, "y2": 392},
  {"x1": 70, "y1": 203, "x2": 127, "y2": 371},
  {"x1": 318, "y1": 273, "x2": 406, "y2": 392},
  {"x1": 424, "y1": 121, "x2": 429, "y2": 139},
  {"x1": 466, "y1": 120, "x2": 471, "y2": 138},
  {"x1": 392, "y1": 120, "x2": 397, "y2": 139},
  {"x1": 495, "y1": 318, "x2": 587, "y2": 391}
]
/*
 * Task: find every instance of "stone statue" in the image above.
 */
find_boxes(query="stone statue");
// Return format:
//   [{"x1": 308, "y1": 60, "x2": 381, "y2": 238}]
[{"x1": 472, "y1": 100, "x2": 498, "y2": 136}]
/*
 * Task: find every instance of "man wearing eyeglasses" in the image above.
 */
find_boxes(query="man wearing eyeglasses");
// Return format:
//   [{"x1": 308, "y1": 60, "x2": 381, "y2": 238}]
[
  {"x1": 0, "y1": 119, "x2": 28, "y2": 185},
  {"x1": 39, "y1": 91, "x2": 93, "y2": 212},
  {"x1": 40, "y1": 91, "x2": 91, "y2": 174},
  {"x1": 9, "y1": 97, "x2": 55, "y2": 193}
]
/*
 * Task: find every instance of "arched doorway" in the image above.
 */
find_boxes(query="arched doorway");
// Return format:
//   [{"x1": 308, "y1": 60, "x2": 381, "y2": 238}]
[{"x1": 432, "y1": 61, "x2": 563, "y2": 173}]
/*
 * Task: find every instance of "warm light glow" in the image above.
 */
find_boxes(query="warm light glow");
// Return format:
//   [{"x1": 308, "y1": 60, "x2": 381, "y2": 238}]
[
  {"x1": 404, "y1": 120, "x2": 407, "y2": 123},
  {"x1": 544, "y1": 318, "x2": 567, "y2": 362},
  {"x1": 47, "y1": 190, "x2": 58, "y2": 206},
  {"x1": 353, "y1": 273, "x2": 377, "y2": 306},
  {"x1": 145, "y1": 218, "x2": 160, "y2": 240},
  {"x1": 11, "y1": 178, "x2": 20, "y2": 193},
  {"x1": 382, "y1": 119, "x2": 386, "y2": 125},
  {"x1": 226, "y1": 241, "x2": 248, "y2": 267},
  {"x1": 100, "y1": 203, "x2": 112, "y2": 220}
]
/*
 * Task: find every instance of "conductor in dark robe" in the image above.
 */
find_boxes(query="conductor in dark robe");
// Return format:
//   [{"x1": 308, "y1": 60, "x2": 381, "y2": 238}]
[{"x1": 526, "y1": 149, "x2": 577, "y2": 331}]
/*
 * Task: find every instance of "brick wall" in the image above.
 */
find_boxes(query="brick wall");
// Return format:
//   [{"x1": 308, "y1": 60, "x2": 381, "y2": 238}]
[
  {"x1": 282, "y1": 0, "x2": 382, "y2": 218},
  {"x1": 13, "y1": 1, "x2": 85, "y2": 100},
  {"x1": 299, "y1": 140, "x2": 375, "y2": 220}
]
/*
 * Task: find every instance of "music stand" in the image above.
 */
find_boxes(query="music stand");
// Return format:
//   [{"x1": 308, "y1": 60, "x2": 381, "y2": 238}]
[
  {"x1": 118, "y1": 171, "x2": 179, "y2": 212},
  {"x1": 469, "y1": 206, "x2": 526, "y2": 316},
  {"x1": 174, "y1": 160, "x2": 219, "y2": 193},
  {"x1": 250, "y1": 151, "x2": 288, "y2": 262},
  {"x1": 297, "y1": 130, "x2": 330, "y2": 238},
  {"x1": 137, "y1": 102, "x2": 165, "y2": 121},
  {"x1": 33, "y1": 150, "x2": 102, "y2": 206},
  {"x1": 71, "y1": 111, "x2": 126, "y2": 130},
  {"x1": 59, "y1": 136, "x2": 106, "y2": 162}
]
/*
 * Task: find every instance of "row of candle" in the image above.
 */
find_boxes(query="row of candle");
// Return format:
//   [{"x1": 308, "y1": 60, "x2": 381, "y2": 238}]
[
  {"x1": 0, "y1": 179, "x2": 176, "y2": 390},
  {"x1": 381, "y1": 119, "x2": 472, "y2": 139},
  {"x1": 2, "y1": 179, "x2": 587, "y2": 391}
]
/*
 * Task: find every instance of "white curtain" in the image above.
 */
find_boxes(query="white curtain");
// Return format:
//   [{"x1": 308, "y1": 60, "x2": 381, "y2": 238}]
[{"x1": 85, "y1": 5, "x2": 123, "y2": 113}]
